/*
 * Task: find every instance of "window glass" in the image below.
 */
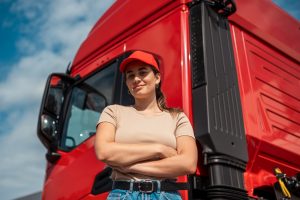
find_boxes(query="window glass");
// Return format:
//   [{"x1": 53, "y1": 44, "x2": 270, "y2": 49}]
[
  {"x1": 61, "y1": 62, "x2": 117, "y2": 149},
  {"x1": 45, "y1": 86, "x2": 63, "y2": 116}
]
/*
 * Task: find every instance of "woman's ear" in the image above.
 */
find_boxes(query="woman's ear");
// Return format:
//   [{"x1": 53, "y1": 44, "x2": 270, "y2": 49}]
[{"x1": 155, "y1": 73, "x2": 161, "y2": 85}]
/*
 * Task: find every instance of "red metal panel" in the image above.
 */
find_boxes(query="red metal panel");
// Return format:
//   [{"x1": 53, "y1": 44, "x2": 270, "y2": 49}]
[
  {"x1": 43, "y1": 138, "x2": 106, "y2": 200},
  {"x1": 229, "y1": 0, "x2": 300, "y2": 63},
  {"x1": 231, "y1": 22, "x2": 300, "y2": 197},
  {"x1": 72, "y1": 0, "x2": 179, "y2": 68},
  {"x1": 180, "y1": 5, "x2": 193, "y2": 120},
  {"x1": 79, "y1": 193, "x2": 108, "y2": 200}
]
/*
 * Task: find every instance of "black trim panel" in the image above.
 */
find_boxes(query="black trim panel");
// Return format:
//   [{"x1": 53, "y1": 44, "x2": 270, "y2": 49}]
[
  {"x1": 189, "y1": 1, "x2": 248, "y2": 199},
  {"x1": 190, "y1": 1, "x2": 248, "y2": 162},
  {"x1": 91, "y1": 167, "x2": 112, "y2": 195}
]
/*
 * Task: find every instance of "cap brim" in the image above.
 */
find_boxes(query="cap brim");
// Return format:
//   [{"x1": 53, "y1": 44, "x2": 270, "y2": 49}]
[
  {"x1": 120, "y1": 58, "x2": 157, "y2": 73},
  {"x1": 119, "y1": 58, "x2": 139, "y2": 73}
]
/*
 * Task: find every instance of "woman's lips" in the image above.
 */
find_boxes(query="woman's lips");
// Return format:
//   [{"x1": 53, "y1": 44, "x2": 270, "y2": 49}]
[{"x1": 133, "y1": 85, "x2": 144, "y2": 90}]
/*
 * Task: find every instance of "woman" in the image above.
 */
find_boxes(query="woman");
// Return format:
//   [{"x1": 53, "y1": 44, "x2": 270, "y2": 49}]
[{"x1": 95, "y1": 50, "x2": 198, "y2": 200}]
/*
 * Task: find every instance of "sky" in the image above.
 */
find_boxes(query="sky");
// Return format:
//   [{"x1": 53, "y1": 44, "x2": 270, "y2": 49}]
[
  {"x1": 0, "y1": 0, "x2": 299, "y2": 200},
  {"x1": 273, "y1": 0, "x2": 300, "y2": 20},
  {"x1": 0, "y1": 0, "x2": 114, "y2": 199}
]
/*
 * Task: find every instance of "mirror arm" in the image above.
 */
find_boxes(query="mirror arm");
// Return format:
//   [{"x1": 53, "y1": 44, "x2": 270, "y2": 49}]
[{"x1": 46, "y1": 150, "x2": 61, "y2": 163}]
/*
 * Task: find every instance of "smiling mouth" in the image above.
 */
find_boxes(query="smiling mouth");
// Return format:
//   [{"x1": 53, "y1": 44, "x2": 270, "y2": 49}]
[{"x1": 133, "y1": 85, "x2": 144, "y2": 90}]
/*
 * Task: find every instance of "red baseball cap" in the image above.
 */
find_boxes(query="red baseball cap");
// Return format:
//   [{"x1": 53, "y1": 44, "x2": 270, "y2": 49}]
[{"x1": 120, "y1": 51, "x2": 159, "y2": 73}]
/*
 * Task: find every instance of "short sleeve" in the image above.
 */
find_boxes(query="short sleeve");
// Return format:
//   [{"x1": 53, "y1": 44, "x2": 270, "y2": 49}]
[
  {"x1": 96, "y1": 104, "x2": 118, "y2": 128},
  {"x1": 175, "y1": 112, "x2": 195, "y2": 138}
]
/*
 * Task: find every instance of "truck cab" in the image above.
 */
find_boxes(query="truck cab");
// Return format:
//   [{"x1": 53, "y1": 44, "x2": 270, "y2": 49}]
[{"x1": 37, "y1": 0, "x2": 300, "y2": 199}]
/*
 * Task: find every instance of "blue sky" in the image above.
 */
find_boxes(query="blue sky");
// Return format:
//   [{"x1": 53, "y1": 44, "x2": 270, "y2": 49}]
[
  {"x1": 273, "y1": 0, "x2": 300, "y2": 20},
  {"x1": 0, "y1": 0, "x2": 299, "y2": 200}
]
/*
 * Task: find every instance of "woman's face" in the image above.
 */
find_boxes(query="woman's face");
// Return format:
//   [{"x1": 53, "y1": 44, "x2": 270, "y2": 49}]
[{"x1": 125, "y1": 61, "x2": 160, "y2": 99}]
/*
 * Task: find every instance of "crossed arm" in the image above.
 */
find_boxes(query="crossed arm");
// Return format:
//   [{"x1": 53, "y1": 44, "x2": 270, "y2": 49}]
[{"x1": 94, "y1": 122, "x2": 198, "y2": 178}]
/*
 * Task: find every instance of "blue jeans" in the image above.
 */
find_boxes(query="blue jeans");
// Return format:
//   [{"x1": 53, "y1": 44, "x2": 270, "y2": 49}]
[{"x1": 106, "y1": 189, "x2": 182, "y2": 200}]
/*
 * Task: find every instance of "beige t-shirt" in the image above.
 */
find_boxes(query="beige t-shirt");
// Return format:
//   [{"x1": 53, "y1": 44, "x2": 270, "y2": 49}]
[{"x1": 97, "y1": 104, "x2": 195, "y2": 180}]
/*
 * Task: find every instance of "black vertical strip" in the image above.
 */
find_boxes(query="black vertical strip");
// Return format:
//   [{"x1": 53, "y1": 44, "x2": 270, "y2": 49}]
[
  {"x1": 190, "y1": 1, "x2": 249, "y2": 199},
  {"x1": 191, "y1": 1, "x2": 248, "y2": 162},
  {"x1": 190, "y1": 3, "x2": 205, "y2": 88}
]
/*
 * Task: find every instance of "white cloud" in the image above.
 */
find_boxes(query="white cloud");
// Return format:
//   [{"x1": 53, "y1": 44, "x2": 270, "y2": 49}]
[
  {"x1": 0, "y1": 0, "x2": 115, "y2": 199},
  {"x1": 0, "y1": 50, "x2": 65, "y2": 111},
  {"x1": 0, "y1": 108, "x2": 45, "y2": 198},
  {"x1": 16, "y1": 38, "x2": 37, "y2": 54},
  {"x1": 10, "y1": 0, "x2": 46, "y2": 20}
]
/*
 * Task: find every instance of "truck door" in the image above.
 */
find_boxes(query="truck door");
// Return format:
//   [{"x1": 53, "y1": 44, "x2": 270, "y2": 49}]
[{"x1": 41, "y1": 60, "x2": 122, "y2": 199}]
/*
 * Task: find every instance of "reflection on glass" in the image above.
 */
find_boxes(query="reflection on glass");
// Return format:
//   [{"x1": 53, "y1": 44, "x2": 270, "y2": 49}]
[
  {"x1": 45, "y1": 77, "x2": 64, "y2": 116},
  {"x1": 61, "y1": 62, "x2": 117, "y2": 149},
  {"x1": 41, "y1": 114, "x2": 57, "y2": 138}
]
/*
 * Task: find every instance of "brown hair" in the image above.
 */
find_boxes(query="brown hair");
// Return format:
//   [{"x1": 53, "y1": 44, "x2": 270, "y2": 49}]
[{"x1": 152, "y1": 68, "x2": 181, "y2": 114}]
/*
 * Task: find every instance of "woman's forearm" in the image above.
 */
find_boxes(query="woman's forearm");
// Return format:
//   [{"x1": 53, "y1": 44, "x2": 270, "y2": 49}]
[
  {"x1": 95, "y1": 122, "x2": 177, "y2": 167},
  {"x1": 118, "y1": 153, "x2": 197, "y2": 178},
  {"x1": 119, "y1": 137, "x2": 198, "y2": 178},
  {"x1": 96, "y1": 142, "x2": 177, "y2": 167}
]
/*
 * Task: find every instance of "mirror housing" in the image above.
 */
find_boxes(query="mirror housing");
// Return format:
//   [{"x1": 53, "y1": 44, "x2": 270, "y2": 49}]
[{"x1": 37, "y1": 73, "x2": 75, "y2": 151}]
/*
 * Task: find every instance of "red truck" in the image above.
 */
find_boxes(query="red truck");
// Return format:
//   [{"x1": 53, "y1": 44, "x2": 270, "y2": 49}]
[{"x1": 37, "y1": 0, "x2": 300, "y2": 199}]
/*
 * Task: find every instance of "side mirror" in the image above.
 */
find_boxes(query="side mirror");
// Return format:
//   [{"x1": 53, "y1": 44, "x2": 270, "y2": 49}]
[{"x1": 37, "y1": 73, "x2": 75, "y2": 151}]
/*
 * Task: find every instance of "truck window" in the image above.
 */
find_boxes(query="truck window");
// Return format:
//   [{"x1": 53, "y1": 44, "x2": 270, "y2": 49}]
[{"x1": 61, "y1": 62, "x2": 117, "y2": 149}]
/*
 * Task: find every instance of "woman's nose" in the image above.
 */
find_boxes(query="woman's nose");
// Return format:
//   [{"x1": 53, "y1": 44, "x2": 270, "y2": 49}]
[{"x1": 133, "y1": 75, "x2": 141, "y2": 83}]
